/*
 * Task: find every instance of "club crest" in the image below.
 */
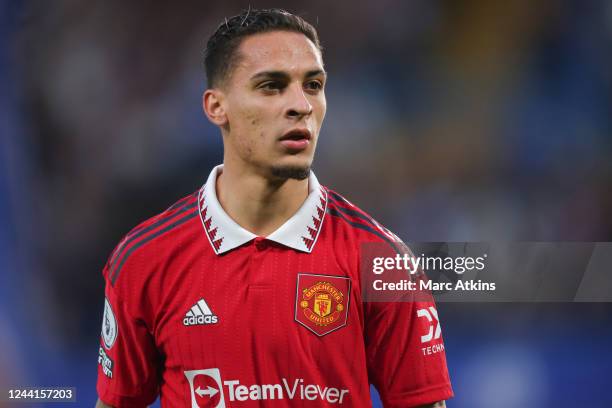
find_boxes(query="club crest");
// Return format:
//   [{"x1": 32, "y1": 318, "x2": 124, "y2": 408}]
[{"x1": 295, "y1": 273, "x2": 351, "y2": 336}]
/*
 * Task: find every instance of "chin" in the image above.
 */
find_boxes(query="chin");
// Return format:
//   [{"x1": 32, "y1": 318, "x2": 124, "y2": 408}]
[{"x1": 270, "y1": 163, "x2": 311, "y2": 180}]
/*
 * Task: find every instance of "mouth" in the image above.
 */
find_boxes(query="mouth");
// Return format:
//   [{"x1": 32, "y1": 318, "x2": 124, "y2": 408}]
[
  {"x1": 280, "y1": 128, "x2": 312, "y2": 141},
  {"x1": 278, "y1": 128, "x2": 312, "y2": 152}
]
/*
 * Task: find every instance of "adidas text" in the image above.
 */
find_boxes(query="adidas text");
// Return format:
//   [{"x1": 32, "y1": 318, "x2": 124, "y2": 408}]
[{"x1": 184, "y1": 314, "x2": 218, "y2": 326}]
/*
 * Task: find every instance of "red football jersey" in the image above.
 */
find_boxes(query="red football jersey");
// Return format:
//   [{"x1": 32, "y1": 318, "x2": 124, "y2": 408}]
[{"x1": 97, "y1": 165, "x2": 453, "y2": 407}]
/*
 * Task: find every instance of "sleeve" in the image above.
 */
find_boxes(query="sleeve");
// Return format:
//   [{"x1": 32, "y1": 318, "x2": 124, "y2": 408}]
[
  {"x1": 97, "y1": 262, "x2": 160, "y2": 407},
  {"x1": 363, "y1": 241, "x2": 453, "y2": 407}
]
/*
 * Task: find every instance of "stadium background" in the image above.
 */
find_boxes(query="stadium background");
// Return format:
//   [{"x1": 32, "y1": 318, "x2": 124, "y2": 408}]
[{"x1": 1, "y1": 0, "x2": 612, "y2": 406}]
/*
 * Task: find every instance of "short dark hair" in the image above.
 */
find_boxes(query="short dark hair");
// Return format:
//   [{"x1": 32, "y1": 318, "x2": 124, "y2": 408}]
[{"x1": 204, "y1": 8, "x2": 322, "y2": 88}]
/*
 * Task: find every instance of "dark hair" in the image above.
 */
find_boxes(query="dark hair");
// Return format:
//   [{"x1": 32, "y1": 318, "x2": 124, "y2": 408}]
[{"x1": 204, "y1": 8, "x2": 322, "y2": 88}]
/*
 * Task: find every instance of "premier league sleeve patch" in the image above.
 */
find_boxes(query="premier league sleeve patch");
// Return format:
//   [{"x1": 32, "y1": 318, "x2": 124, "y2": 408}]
[
  {"x1": 294, "y1": 273, "x2": 351, "y2": 337},
  {"x1": 101, "y1": 297, "x2": 118, "y2": 350}
]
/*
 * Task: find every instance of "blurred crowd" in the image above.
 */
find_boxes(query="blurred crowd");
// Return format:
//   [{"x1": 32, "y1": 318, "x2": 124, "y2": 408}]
[{"x1": 1, "y1": 0, "x2": 611, "y2": 406}]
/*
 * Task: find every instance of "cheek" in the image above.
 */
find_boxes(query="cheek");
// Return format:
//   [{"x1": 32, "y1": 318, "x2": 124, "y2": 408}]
[
  {"x1": 228, "y1": 105, "x2": 271, "y2": 157},
  {"x1": 312, "y1": 97, "x2": 327, "y2": 129},
  {"x1": 313, "y1": 92, "x2": 326, "y2": 115},
  {"x1": 244, "y1": 110, "x2": 259, "y2": 128},
  {"x1": 230, "y1": 100, "x2": 268, "y2": 132},
  {"x1": 241, "y1": 110, "x2": 269, "y2": 143},
  {"x1": 242, "y1": 106, "x2": 278, "y2": 143},
  {"x1": 319, "y1": 99, "x2": 327, "y2": 121}
]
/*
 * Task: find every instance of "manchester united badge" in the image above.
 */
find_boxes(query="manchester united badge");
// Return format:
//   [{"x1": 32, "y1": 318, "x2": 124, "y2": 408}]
[{"x1": 295, "y1": 273, "x2": 351, "y2": 336}]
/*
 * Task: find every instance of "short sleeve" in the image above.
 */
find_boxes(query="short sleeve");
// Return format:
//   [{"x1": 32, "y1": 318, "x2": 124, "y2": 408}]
[
  {"x1": 363, "y1": 240, "x2": 453, "y2": 407},
  {"x1": 365, "y1": 298, "x2": 453, "y2": 407},
  {"x1": 97, "y1": 262, "x2": 160, "y2": 407}
]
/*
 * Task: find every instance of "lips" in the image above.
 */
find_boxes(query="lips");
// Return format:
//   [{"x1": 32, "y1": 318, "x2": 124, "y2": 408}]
[
  {"x1": 279, "y1": 129, "x2": 312, "y2": 151},
  {"x1": 280, "y1": 129, "x2": 312, "y2": 141}
]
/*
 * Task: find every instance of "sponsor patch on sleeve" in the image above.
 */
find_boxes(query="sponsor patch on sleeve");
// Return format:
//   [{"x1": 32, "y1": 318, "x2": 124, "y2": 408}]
[
  {"x1": 101, "y1": 297, "x2": 118, "y2": 349},
  {"x1": 98, "y1": 346, "x2": 114, "y2": 378}
]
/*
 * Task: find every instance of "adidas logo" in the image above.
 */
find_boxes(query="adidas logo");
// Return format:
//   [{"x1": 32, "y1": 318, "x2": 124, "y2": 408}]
[{"x1": 183, "y1": 298, "x2": 219, "y2": 326}]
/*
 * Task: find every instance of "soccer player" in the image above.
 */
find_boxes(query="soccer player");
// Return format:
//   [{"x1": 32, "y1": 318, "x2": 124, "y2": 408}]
[{"x1": 96, "y1": 8, "x2": 452, "y2": 408}]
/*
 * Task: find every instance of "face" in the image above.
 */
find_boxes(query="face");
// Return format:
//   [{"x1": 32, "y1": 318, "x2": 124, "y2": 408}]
[{"x1": 206, "y1": 30, "x2": 327, "y2": 180}]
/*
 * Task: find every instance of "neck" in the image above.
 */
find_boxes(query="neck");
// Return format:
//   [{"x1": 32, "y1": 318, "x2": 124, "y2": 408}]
[{"x1": 216, "y1": 161, "x2": 310, "y2": 237}]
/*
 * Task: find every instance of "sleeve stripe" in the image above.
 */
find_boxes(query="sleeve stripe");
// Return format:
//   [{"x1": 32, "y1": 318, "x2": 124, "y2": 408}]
[
  {"x1": 110, "y1": 209, "x2": 198, "y2": 286},
  {"x1": 108, "y1": 200, "x2": 197, "y2": 277},
  {"x1": 327, "y1": 195, "x2": 373, "y2": 225},
  {"x1": 327, "y1": 191, "x2": 396, "y2": 241},
  {"x1": 115, "y1": 193, "x2": 196, "y2": 247},
  {"x1": 326, "y1": 207, "x2": 401, "y2": 254}
]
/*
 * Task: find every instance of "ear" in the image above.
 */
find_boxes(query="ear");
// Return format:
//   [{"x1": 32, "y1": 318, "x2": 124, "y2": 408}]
[{"x1": 203, "y1": 89, "x2": 228, "y2": 126}]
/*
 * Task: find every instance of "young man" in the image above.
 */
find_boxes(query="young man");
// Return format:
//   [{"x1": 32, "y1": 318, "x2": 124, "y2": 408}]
[{"x1": 96, "y1": 9, "x2": 452, "y2": 408}]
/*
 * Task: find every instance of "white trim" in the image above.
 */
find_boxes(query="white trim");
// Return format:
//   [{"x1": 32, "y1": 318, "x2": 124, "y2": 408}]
[{"x1": 198, "y1": 165, "x2": 328, "y2": 255}]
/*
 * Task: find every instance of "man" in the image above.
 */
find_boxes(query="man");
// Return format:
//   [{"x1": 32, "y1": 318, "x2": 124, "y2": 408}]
[{"x1": 96, "y1": 8, "x2": 452, "y2": 408}]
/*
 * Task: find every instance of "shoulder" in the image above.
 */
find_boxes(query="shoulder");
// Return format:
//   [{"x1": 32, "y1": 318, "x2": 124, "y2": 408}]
[
  {"x1": 103, "y1": 191, "x2": 201, "y2": 288},
  {"x1": 323, "y1": 186, "x2": 403, "y2": 253}
]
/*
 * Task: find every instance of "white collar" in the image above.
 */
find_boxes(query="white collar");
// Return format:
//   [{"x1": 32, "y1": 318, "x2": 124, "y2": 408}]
[{"x1": 198, "y1": 165, "x2": 328, "y2": 255}]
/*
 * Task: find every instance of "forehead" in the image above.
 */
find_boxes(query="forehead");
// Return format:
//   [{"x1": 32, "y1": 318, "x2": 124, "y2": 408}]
[{"x1": 233, "y1": 31, "x2": 323, "y2": 78}]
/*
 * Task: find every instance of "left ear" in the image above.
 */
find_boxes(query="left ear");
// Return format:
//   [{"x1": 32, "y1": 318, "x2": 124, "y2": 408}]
[{"x1": 202, "y1": 89, "x2": 228, "y2": 126}]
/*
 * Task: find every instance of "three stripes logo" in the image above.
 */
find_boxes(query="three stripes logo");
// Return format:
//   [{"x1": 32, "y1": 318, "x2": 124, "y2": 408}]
[{"x1": 184, "y1": 298, "x2": 219, "y2": 326}]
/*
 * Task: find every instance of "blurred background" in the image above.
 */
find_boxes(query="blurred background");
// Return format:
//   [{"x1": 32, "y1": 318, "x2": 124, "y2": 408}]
[{"x1": 1, "y1": 0, "x2": 612, "y2": 406}]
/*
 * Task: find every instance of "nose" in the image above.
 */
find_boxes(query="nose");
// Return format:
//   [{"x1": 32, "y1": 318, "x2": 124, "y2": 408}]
[{"x1": 285, "y1": 83, "x2": 312, "y2": 120}]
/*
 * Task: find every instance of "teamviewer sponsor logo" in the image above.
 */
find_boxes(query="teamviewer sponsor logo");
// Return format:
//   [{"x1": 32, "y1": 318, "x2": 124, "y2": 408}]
[
  {"x1": 184, "y1": 298, "x2": 219, "y2": 326},
  {"x1": 184, "y1": 368, "x2": 349, "y2": 407},
  {"x1": 185, "y1": 368, "x2": 225, "y2": 408}
]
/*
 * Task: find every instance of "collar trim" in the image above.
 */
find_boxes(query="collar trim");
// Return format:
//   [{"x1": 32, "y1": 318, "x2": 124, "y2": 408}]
[{"x1": 198, "y1": 165, "x2": 327, "y2": 255}]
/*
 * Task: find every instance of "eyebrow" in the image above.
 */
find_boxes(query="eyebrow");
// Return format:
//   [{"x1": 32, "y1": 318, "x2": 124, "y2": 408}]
[{"x1": 250, "y1": 69, "x2": 327, "y2": 82}]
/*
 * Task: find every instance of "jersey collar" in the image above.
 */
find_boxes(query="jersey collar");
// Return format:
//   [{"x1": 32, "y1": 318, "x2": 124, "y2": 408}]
[{"x1": 198, "y1": 165, "x2": 328, "y2": 255}]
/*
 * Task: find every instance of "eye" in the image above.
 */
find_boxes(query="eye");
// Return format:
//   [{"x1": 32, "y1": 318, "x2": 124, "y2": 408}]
[
  {"x1": 305, "y1": 80, "x2": 323, "y2": 91},
  {"x1": 258, "y1": 81, "x2": 283, "y2": 92}
]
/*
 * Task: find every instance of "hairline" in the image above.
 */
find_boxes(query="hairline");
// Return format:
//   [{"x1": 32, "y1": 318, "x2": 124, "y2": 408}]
[{"x1": 209, "y1": 29, "x2": 323, "y2": 91}]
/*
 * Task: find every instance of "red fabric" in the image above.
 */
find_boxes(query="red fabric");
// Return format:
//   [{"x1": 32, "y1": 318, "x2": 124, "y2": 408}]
[{"x1": 97, "y1": 187, "x2": 453, "y2": 407}]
